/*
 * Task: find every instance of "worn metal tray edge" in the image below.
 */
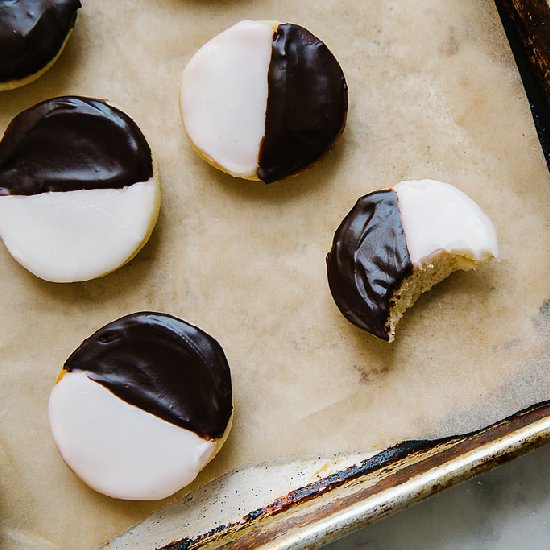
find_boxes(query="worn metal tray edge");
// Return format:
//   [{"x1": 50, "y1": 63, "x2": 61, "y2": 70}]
[{"x1": 145, "y1": 401, "x2": 550, "y2": 549}]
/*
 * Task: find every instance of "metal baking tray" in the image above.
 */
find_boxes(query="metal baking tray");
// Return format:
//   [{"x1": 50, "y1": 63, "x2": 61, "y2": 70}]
[
  {"x1": 107, "y1": 2, "x2": 550, "y2": 547},
  {"x1": 0, "y1": 1, "x2": 547, "y2": 549},
  {"x1": 107, "y1": 401, "x2": 550, "y2": 548}
]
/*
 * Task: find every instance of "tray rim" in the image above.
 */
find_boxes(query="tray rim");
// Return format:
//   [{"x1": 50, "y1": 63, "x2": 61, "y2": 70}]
[{"x1": 154, "y1": 401, "x2": 550, "y2": 549}]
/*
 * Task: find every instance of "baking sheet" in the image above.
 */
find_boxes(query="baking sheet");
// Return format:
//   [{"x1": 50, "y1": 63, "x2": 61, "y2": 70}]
[{"x1": 0, "y1": 0, "x2": 549, "y2": 548}]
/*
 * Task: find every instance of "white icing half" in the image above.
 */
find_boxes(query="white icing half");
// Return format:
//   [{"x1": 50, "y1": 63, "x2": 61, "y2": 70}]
[
  {"x1": 180, "y1": 20, "x2": 275, "y2": 178},
  {"x1": 0, "y1": 177, "x2": 160, "y2": 282},
  {"x1": 49, "y1": 371, "x2": 216, "y2": 501},
  {"x1": 394, "y1": 179, "x2": 498, "y2": 267}
]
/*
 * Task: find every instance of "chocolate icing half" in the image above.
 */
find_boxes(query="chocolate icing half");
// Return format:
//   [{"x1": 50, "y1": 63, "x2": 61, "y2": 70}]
[
  {"x1": 257, "y1": 23, "x2": 348, "y2": 183},
  {"x1": 327, "y1": 190, "x2": 413, "y2": 341},
  {"x1": 63, "y1": 312, "x2": 232, "y2": 440},
  {"x1": 0, "y1": 96, "x2": 153, "y2": 196},
  {"x1": 0, "y1": 0, "x2": 81, "y2": 82}
]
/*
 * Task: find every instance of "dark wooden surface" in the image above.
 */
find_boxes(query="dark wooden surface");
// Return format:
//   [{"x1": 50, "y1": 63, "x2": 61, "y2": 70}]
[
  {"x1": 497, "y1": 0, "x2": 549, "y2": 103},
  {"x1": 495, "y1": 0, "x2": 550, "y2": 167}
]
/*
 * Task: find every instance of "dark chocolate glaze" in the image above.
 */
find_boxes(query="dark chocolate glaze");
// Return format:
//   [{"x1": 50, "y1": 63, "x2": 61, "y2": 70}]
[
  {"x1": 0, "y1": 96, "x2": 153, "y2": 196},
  {"x1": 0, "y1": 0, "x2": 81, "y2": 82},
  {"x1": 63, "y1": 312, "x2": 232, "y2": 440},
  {"x1": 257, "y1": 23, "x2": 348, "y2": 183},
  {"x1": 327, "y1": 190, "x2": 413, "y2": 341}
]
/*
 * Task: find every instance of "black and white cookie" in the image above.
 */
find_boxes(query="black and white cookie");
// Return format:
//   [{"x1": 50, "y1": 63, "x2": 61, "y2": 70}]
[
  {"x1": 180, "y1": 20, "x2": 348, "y2": 183},
  {"x1": 0, "y1": 0, "x2": 81, "y2": 91},
  {"x1": 327, "y1": 179, "x2": 499, "y2": 342},
  {"x1": 0, "y1": 96, "x2": 160, "y2": 282},
  {"x1": 48, "y1": 312, "x2": 233, "y2": 500}
]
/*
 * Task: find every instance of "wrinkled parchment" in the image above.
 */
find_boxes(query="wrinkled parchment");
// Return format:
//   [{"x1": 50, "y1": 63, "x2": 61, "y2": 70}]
[{"x1": 0, "y1": 0, "x2": 548, "y2": 548}]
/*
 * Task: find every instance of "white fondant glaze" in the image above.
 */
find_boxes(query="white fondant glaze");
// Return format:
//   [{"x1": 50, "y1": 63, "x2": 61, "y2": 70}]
[
  {"x1": 48, "y1": 372, "x2": 216, "y2": 501},
  {"x1": 394, "y1": 179, "x2": 498, "y2": 267},
  {"x1": 0, "y1": 177, "x2": 160, "y2": 282},
  {"x1": 180, "y1": 20, "x2": 275, "y2": 178}
]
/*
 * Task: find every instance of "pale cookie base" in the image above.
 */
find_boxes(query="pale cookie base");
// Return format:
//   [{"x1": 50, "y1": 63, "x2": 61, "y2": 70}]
[
  {"x1": 186, "y1": 137, "x2": 260, "y2": 182},
  {"x1": 0, "y1": 30, "x2": 74, "y2": 92},
  {"x1": 386, "y1": 254, "x2": 495, "y2": 343},
  {"x1": 210, "y1": 413, "x2": 233, "y2": 462}
]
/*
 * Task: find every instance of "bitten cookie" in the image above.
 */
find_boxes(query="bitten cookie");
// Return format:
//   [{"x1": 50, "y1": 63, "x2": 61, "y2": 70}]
[
  {"x1": 180, "y1": 20, "x2": 348, "y2": 183},
  {"x1": 0, "y1": 96, "x2": 161, "y2": 283},
  {"x1": 48, "y1": 312, "x2": 233, "y2": 501},
  {"x1": 327, "y1": 179, "x2": 499, "y2": 342},
  {"x1": 0, "y1": 0, "x2": 81, "y2": 91}
]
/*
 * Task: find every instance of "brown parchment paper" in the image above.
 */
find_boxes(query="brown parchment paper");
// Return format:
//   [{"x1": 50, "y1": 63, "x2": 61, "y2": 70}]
[{"x1": 1, "y1": 0, "x2": 549, "y2": 548}]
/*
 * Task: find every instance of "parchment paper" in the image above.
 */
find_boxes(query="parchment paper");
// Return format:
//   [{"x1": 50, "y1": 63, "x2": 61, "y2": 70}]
[{"x1": 1, "y1": 0, "x2": 548, "y2": 548}]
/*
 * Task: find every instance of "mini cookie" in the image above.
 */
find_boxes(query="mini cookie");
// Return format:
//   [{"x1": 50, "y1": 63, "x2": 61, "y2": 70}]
[
  {"x1": 180, "y1": 20, "x2": 348, "y2": 183},
  {"x1": 48, "y1": 312, "x2": 233, "y2": 500},
  {"x1": 0, "y1": 96, "x2": 160, "y2": 283},
  {"x1": 0, "y1": 0, "x2": 81, "y2": 91},
  {"x1": 327, "y1": 179, "x2": 498, "y2": 342}
]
